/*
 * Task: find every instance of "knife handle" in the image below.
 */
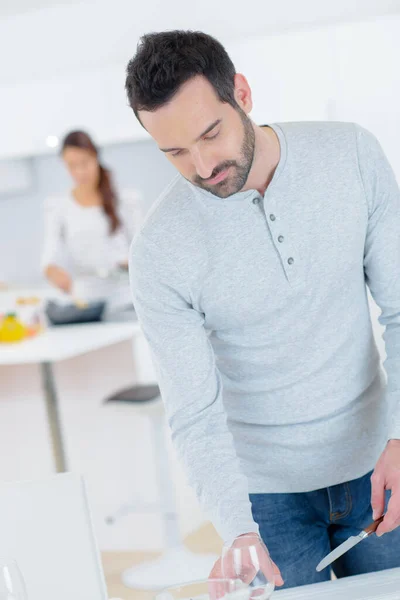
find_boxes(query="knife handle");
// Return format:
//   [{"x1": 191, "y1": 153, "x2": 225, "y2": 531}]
[{"x1": 365, "y1": 515, "x2": 385, "y2": 535}]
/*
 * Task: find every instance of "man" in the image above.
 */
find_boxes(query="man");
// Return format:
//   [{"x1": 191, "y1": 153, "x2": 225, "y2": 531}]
[{"x1": 125, "y1": 30, "x2": 400, "y2": 589}]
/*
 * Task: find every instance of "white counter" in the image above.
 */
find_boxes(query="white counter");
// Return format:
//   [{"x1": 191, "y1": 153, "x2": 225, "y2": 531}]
[
  {"x1": 275, "y1": 567, "x2": 400, "y2": 599},
  {"x1": 0, "y1": 321, "x2": 140, "y2": 364}
]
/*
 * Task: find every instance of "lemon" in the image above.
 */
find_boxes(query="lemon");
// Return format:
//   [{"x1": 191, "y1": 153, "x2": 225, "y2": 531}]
[{"x1": 0, "y1": 313, "x2": 26, "y2": 343}]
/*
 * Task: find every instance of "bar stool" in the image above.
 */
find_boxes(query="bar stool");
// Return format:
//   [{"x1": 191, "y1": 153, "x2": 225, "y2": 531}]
[{"x1": 104, "y1": 384, "x2": 218, "y2": 589}]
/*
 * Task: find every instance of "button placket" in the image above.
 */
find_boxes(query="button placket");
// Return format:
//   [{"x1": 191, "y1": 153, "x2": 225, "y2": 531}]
[{"x1": 266, "y1": 205, "x2": 300, "y2": 283}]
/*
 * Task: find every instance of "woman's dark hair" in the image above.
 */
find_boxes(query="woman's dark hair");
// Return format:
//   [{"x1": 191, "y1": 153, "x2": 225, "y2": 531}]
[
  {"x1": 125, "y1": 30, "x2": 237, "y2": 120},
  {"x1": 61, "y1": 130, "x2": 120, "y2": 233}
]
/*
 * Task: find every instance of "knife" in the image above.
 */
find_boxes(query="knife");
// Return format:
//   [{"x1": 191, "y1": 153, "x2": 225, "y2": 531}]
[{"x1": 316, "y1": 515, "x2": 385, "y2": 572}]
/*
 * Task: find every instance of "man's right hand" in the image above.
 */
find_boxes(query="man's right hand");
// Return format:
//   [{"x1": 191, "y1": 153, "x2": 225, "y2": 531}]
[{"x1": 209, "y1": 532, "x2": 284, "y2": 587}]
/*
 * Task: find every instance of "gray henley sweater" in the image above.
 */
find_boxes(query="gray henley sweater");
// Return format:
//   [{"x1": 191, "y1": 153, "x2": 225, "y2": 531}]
[{"x1": 129, "y1": 122, "x2": 400, "y2": 543}]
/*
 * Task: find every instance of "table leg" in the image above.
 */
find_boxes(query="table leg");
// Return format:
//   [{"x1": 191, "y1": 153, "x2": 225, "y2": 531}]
[{"x1": 40, "y1": 361, "x2": 68, "y2": 473}]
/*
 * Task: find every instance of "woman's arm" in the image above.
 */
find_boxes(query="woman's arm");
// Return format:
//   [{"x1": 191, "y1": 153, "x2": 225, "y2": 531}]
[
  {"x1": 41, "y1": 197, "x2": 72, "y2": 292},
  {"x1": 44, "y1": 264, "x2": 72, "y2": 293}
]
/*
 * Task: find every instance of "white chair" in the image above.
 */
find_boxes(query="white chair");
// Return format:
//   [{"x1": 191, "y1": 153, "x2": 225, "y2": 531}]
[{"x1": 0, "y1": 473, "x2": 108, "y2": 600}]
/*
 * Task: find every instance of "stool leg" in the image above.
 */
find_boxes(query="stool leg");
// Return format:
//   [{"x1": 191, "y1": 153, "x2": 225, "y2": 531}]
[
  {"x1": 41, "y1": 361, "x2": 68, "y2": 473},
  {"x1": 121, "y1": 411, "x2": 219, "y2": 590}
]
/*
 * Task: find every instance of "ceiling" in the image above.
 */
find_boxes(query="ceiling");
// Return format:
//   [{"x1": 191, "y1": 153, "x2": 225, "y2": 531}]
[{"x1": 1, "y1": 0, "x2": 400, "y2": 85}]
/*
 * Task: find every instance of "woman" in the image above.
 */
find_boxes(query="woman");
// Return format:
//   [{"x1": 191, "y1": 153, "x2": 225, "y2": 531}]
[{"x1": 42, "y1": 130, "x2": 142, "y2": 312}]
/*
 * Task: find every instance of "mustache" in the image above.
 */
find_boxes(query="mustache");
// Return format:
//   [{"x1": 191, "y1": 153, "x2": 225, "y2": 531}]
[{"x1": 195, "y1": 160, "x2": 237, "y2": 184}]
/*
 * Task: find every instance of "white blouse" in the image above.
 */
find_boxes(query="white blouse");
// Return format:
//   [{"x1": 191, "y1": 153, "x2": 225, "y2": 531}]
[
  {"x1": 41, "y1": 190, "x2": 143, "y2": 275},
  {"x1": 41, "y1": 190, "x2": 143, "y2": 307}
]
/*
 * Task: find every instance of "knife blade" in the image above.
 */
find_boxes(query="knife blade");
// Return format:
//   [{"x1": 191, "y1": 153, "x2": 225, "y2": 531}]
[{"x1": 316, "y1": 515, "x2": 384, "y2": 572}]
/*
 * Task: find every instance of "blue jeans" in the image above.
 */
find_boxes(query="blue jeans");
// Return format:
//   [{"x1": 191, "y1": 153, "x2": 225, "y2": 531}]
[{"x1": 250, "y1": 470, "x2": 400, "y2": 590}]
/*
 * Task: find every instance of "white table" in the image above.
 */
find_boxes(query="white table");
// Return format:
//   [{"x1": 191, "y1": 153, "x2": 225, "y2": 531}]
[
  {"x1": 274, "y1": 567, "x2": 400, "y2": 599},
  {"x1": 0, "y1": 321, "x2": 140, "y2": 472}
]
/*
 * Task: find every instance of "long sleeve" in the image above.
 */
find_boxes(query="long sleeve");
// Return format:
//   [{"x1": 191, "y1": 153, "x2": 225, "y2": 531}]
[
  {"x1": 41, "y1": 197, "x2": 69, "y2": 271},
  {"x1": 357, "y1": 125, "x2": 400, "y2": 439},
  {"x1": 129, "y1": 233, "x2": 259, "y2": 543}
]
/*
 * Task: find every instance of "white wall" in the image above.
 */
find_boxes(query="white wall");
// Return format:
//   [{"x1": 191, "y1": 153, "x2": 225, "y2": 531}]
[
  {"x1": 233, "y1": 16, "x2": 400, "y2": 182},
  {"x1": 334, "y1": 17, "x2": 400, "y2": 175},
  {"x1": 230, "y1": 27, "x2": 337, "y2": 123},
  {"x1": 2, "y1": 13, "x2": 400, "y2": 160},
  {"x1": 0, "y1": 65, "x2": 149, "y2": 160}
]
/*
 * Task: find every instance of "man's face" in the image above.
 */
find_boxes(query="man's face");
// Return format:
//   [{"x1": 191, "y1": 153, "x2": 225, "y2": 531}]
[{"x1": 139, "y1": 76, "x2": 255, "y2": 198}]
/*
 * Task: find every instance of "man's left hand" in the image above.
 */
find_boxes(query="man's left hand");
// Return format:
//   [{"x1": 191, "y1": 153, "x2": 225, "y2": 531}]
[{"x1": 371, "y1": 439, "x2": 400, "y2": 536}]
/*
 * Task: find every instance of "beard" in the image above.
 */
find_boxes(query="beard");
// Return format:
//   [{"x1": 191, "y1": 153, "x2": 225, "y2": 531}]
[{"x1": 192, "y1": 108, "x2": 256, "y2": 198}]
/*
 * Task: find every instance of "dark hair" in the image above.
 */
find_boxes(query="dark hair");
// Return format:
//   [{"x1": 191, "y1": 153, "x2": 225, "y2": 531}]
[
  {"x1": 125, "y1": 30, "x2": 237, "y2": 119},
  {"x1": 61, "y1": 130, "x2": 121, "y2": 233}
]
